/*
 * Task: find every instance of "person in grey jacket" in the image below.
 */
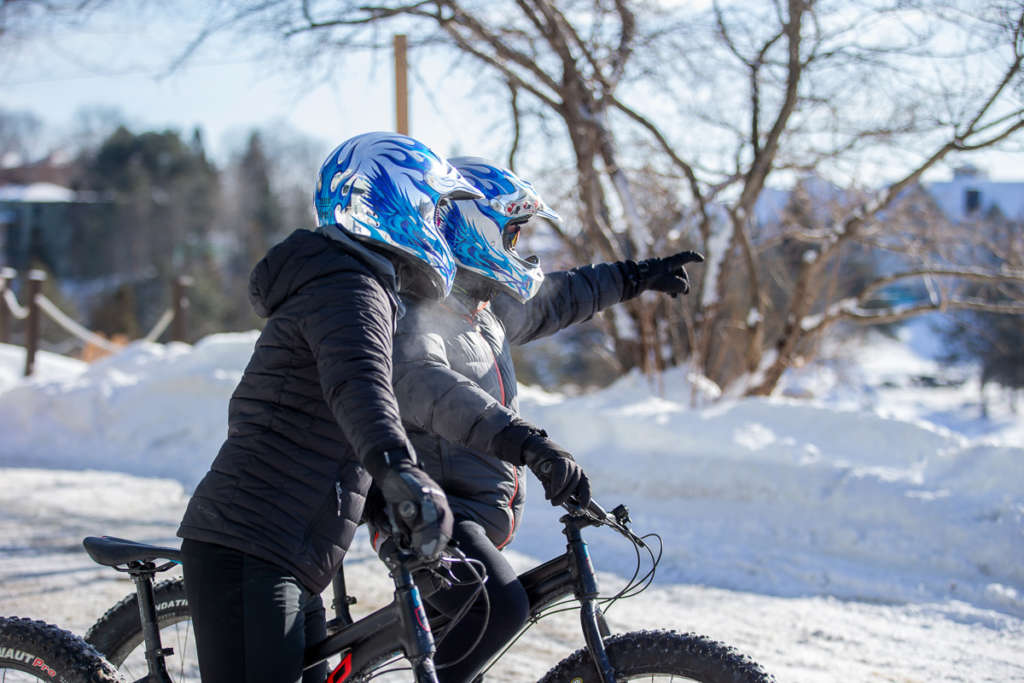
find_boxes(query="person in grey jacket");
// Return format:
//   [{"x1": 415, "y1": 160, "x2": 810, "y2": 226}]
[
  {"x1": 176, "y1": 132, "x2": 482, "y2": 683},
  {"x1": 383, "y1": 157, "x2": 702, "y2": 683}
]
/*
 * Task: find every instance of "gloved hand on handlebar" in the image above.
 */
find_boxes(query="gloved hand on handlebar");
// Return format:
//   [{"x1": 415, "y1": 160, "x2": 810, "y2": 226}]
[
  {"x1": 521, "y1": 432, "x2": 592, "y2": 508},
  {"x1": 620, "y1": 250, "x2": 704, "y2": 300},
  {"x1": 364, "y1": 447, "x2": 453, "y2": 561},
  {"x1": 494, "y1": 421, "x2": 592, "y2": 508}
]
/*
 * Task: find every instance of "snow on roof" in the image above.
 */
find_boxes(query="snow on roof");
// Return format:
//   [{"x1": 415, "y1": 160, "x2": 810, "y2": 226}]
[
  {"x1": 0, "y1": 182, "x2": 77, "y2": 203},
  {"x1": 1, "y1": 152, "x2": 24, "y2": 169}
]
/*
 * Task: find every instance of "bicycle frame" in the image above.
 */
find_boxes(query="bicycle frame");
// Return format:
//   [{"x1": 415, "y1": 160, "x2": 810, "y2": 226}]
[
  {"x1": 84, "y1": 503, "x2": 624, "y2": 683},
  {"x1": 321, "y1": 508, "x2": 617, "y2": 683},
  {"x1": 514, "y1": 509, "x2": 617, "y2": 683},
  {"x1": 83, "y1": 538, "x2": 440, "y2": 683},
  {"x1": 304, "y1": 555, "x2": 438, "y2": 682}
]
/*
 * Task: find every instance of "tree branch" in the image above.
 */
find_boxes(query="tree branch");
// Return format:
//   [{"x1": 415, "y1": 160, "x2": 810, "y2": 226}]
[
  {"x1": 860, "y1": 266, "x2": 1024, "y2": 300},
  {"x1": 438, "y1": 21, "x2": 561, "y2": 110},
  {"x1": 803, "y1": 297, "x2": 1024, "y2": 333}
]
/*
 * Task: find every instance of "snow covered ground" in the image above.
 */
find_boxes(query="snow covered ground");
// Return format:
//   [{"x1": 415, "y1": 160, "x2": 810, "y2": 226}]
[{"x1": 1, "y1": 323, "x2": 1022, "y2": 681}]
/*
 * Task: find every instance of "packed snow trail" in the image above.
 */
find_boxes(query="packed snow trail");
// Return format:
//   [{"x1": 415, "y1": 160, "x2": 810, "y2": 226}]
[
  {"x1": 1, "y1": 329, "x2": 1022, "y2": 680},
  {"x1": 1, "y1": 469, "x2": 1021, "y2": 682}
]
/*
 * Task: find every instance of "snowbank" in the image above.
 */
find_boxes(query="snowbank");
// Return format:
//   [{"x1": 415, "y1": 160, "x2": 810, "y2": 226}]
[
  {"x1": 0, "y1": 343, "x2": 86, "y2": 393},
  {"x1": 0, "y1": 336, "x2": 250, "y2": 482},
  {"x1": 0, "y1": 333, "x2": 1021, "y2": 621}
]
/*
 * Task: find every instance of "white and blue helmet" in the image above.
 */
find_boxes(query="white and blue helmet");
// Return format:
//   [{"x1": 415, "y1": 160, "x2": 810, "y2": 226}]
[
  {"x1": 314, "y1": 132, "x2": 482, "y2": 300},
  {"x1": 442, "y1": 157, "x2": 560, "y2": 302}
]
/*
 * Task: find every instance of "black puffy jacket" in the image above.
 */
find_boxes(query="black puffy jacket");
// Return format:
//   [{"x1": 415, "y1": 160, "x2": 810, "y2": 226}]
[
  {"x1": 177, "y1": 229, "x2": 411, "y2": 593},
  {"x1": 392, "y1": 263, "x2": 628, "y2": 548}
]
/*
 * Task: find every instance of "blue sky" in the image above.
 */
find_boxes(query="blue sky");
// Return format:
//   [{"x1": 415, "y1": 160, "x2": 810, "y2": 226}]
[
  {"x1": 2, "y1": 6, "x2": 1021, "y2": 183},
  {"x1": 0, "y1": 11, "x2": 492, "y2": 166}
]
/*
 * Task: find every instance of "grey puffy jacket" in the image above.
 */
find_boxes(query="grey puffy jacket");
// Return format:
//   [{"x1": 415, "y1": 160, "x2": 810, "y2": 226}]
[
  {"x1": 392, "y1": 263, "x2": 628, "y2": 548},
  {"x1": 178, "y1": 229, "x2": 411, "y2": 593}
]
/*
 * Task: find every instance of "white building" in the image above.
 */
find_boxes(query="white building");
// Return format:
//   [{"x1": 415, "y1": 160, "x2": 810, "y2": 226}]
[{"x1": 924, "y1": 165, "x2": 1024, "y2": 222}]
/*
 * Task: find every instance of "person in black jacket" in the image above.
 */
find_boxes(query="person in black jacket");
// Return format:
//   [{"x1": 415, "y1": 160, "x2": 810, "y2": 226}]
[
  {"x1": 381, "y1": 157, "x2": 703, "y2": 683},
  {"x1": 176, "y1": 132, "x2": 483, "y2": 683}
]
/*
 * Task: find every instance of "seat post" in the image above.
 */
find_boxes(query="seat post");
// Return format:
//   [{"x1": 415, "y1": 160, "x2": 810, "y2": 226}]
[{"x1": 130, "y1": 562, "x2": 174, "y2": 683}]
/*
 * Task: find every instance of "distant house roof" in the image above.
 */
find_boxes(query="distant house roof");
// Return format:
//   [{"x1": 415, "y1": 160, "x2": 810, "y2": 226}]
[
  {"x1": 0, "y1": 152, "x2": 77, "y2": 187},
  {"x1": 925, "y1": 166, "x2": 1024, "y2": 222},
  {"x1": 0, "y1": 182, "x2": 77, "y2": 203}
]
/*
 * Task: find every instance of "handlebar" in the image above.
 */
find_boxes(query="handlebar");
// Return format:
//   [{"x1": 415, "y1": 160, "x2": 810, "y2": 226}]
[
  {"x1": 562, "y1": 497, "x2": 614, "y2": 523},
  {"x1": 563, "y1": 497, "x2": 647, "y2": 548}
]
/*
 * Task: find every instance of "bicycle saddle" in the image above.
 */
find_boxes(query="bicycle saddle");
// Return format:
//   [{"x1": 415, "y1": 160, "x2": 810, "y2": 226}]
[{"x1": 83, "y1": 536, "x2": 182, "y2": 566}]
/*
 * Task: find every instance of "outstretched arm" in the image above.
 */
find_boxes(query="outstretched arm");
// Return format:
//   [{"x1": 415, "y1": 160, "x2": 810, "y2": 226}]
[
  {"x1": 495, "y1": 251, "x2": 703, "y2": 345},
  {"x1": 494, "y1": 262, "x2": 627, "y2": 345}
]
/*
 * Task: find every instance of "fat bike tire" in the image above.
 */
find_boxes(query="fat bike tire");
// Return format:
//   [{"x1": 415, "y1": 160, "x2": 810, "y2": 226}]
[
  {"x1": 0, "y1": 616, "x2": 124, "y2": 682},
  {"x1": 84, "y1": 578, "x2": 196, "y2": 681},
  {"x1": 537, "y1": 629, "x2": 774, "y2": 683},
  {"x1": 82, "y1": 579, "x2": 386, "y2": 682}
]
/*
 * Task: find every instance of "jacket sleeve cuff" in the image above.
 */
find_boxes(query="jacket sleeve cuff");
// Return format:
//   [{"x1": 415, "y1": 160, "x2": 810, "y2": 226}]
[
  {"x1": 362, "y1": 444, "x2": 417, "y2": 480},
  {"x1": 492, "y1": 420, "x2": 547, "y2": 466},
  {"x1": 617, "y1": 259, "x2": 648, "y2": 302}
]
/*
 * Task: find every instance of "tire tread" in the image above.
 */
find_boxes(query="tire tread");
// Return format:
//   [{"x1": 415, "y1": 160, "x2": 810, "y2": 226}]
[
  {"x1": 538, "y1": 629, "x2": 774, "y2": 683},
  {"x1": 0, "y1": 616, "x2": 124, "y2": 682}
]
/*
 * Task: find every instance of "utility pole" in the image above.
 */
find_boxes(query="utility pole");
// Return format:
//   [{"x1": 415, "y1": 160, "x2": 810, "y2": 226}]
[{"x1": 394, "y1": 34, "x2": 409, "y2": 135}]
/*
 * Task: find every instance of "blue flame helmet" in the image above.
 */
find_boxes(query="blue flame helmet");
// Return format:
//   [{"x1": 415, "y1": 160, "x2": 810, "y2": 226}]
[
  {"x1": 441, "y1": 157, "x2": 559, "y2": 302},
  {"x1": 314, "y1": 132, "x2": 482, "y2": 300}
]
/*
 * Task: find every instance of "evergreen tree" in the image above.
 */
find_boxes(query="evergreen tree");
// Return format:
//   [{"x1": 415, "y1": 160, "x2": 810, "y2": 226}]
[
  {"x1": 75, "y1": 126, "x2": 221, "y2": 338},
  {"x1": 940, "y1": 216, "x2": 1024, "y2": 415},
  {"x1": 237, "y1": 131, "x2": 283, "y2": 270}
]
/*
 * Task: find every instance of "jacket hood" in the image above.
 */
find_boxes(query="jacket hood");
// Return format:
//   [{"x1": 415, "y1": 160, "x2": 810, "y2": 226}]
[{"x1": 248, "y1": 229, "x2": 398, "y2": 318}]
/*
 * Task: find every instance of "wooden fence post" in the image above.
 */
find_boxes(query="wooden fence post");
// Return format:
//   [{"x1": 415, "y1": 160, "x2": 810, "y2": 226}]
[
  {"x1": 172, "y1": 275, "x2": 193, "y2": 342},
  {"x1": 23, "y1": 269, "x2": 46, "y2": 377},
  {"x1": 0, "y1": 267, "x2": 14, "y2": 344}
]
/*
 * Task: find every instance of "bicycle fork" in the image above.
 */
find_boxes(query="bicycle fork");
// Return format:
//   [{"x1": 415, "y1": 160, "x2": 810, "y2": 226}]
[
  {"x1": 564, "y1": 521, "x2": 617, "y2": 683},
  {"x1": 393, "y1": 563, "x2": 440, "y2": 683}
]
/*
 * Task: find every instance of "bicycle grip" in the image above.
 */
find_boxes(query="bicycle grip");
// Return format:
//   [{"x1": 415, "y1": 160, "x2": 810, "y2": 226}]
[
  {"x1": 585, "y1": 499, "x2": 610, "y2": 521},
  {"x1": 564, "y1": 497, "x2": 610, "y2": 521}
]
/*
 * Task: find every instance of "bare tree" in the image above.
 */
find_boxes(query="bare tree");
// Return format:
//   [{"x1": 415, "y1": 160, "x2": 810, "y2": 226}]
[
  {"x1": 148, "y1": 0, "x2": 1024, "y2": 393},
  {"x1": 0, "y1": 0, "x2": 110, "y2": 43},
  {"x1": 0, "y1": 108, "x2": 43, "y2": 162}
]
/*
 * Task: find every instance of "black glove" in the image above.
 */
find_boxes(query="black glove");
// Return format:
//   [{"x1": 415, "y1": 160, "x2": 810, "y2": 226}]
[
  {"x1": 621, "y1": 250, "x2": 704, "y2": 299},
  {"x1": 364, "y1": 448, "x2": 453, "y2": 561},
  {"x1": 521, "y1": 433, "x2": 592, "y2": 508}
]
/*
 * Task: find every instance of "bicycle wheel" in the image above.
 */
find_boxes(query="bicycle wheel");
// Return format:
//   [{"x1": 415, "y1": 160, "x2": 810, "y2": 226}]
[
  {"x1": 0, "y1": 617, "x2": 124, "y2": 683},
  {"x1": 538, "y1": 629, "x2": 774, "y2": 683},
  {"x1": 84, "y1": 580, "x2": 378, "y2": 682},
  {"x1": 84, "y1": 578, "x2": 198, "y2": 682}
]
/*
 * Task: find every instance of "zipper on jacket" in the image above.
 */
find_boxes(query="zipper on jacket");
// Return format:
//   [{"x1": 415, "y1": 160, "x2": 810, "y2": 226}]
[
  {"x1": 491, "y1": 353, "x2": 507, "y2": 405},
  {"x1": 496, "y1": 465, "x2": 519, "y2": 550},
  {"x1": 336, "y1": 482, "x2": 343, "y2": 517},
  {"x1": 443, "y1": 300, "x2": 507, "y2": 405}
]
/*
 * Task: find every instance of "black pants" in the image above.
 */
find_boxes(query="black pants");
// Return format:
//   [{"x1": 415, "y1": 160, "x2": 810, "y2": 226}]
[
  {"x1": 426, "y1": 519, "x2": 530, "y2": 683},
  {"x1": 180, "y1": 538, "x2": 328, "y2": 683}
]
